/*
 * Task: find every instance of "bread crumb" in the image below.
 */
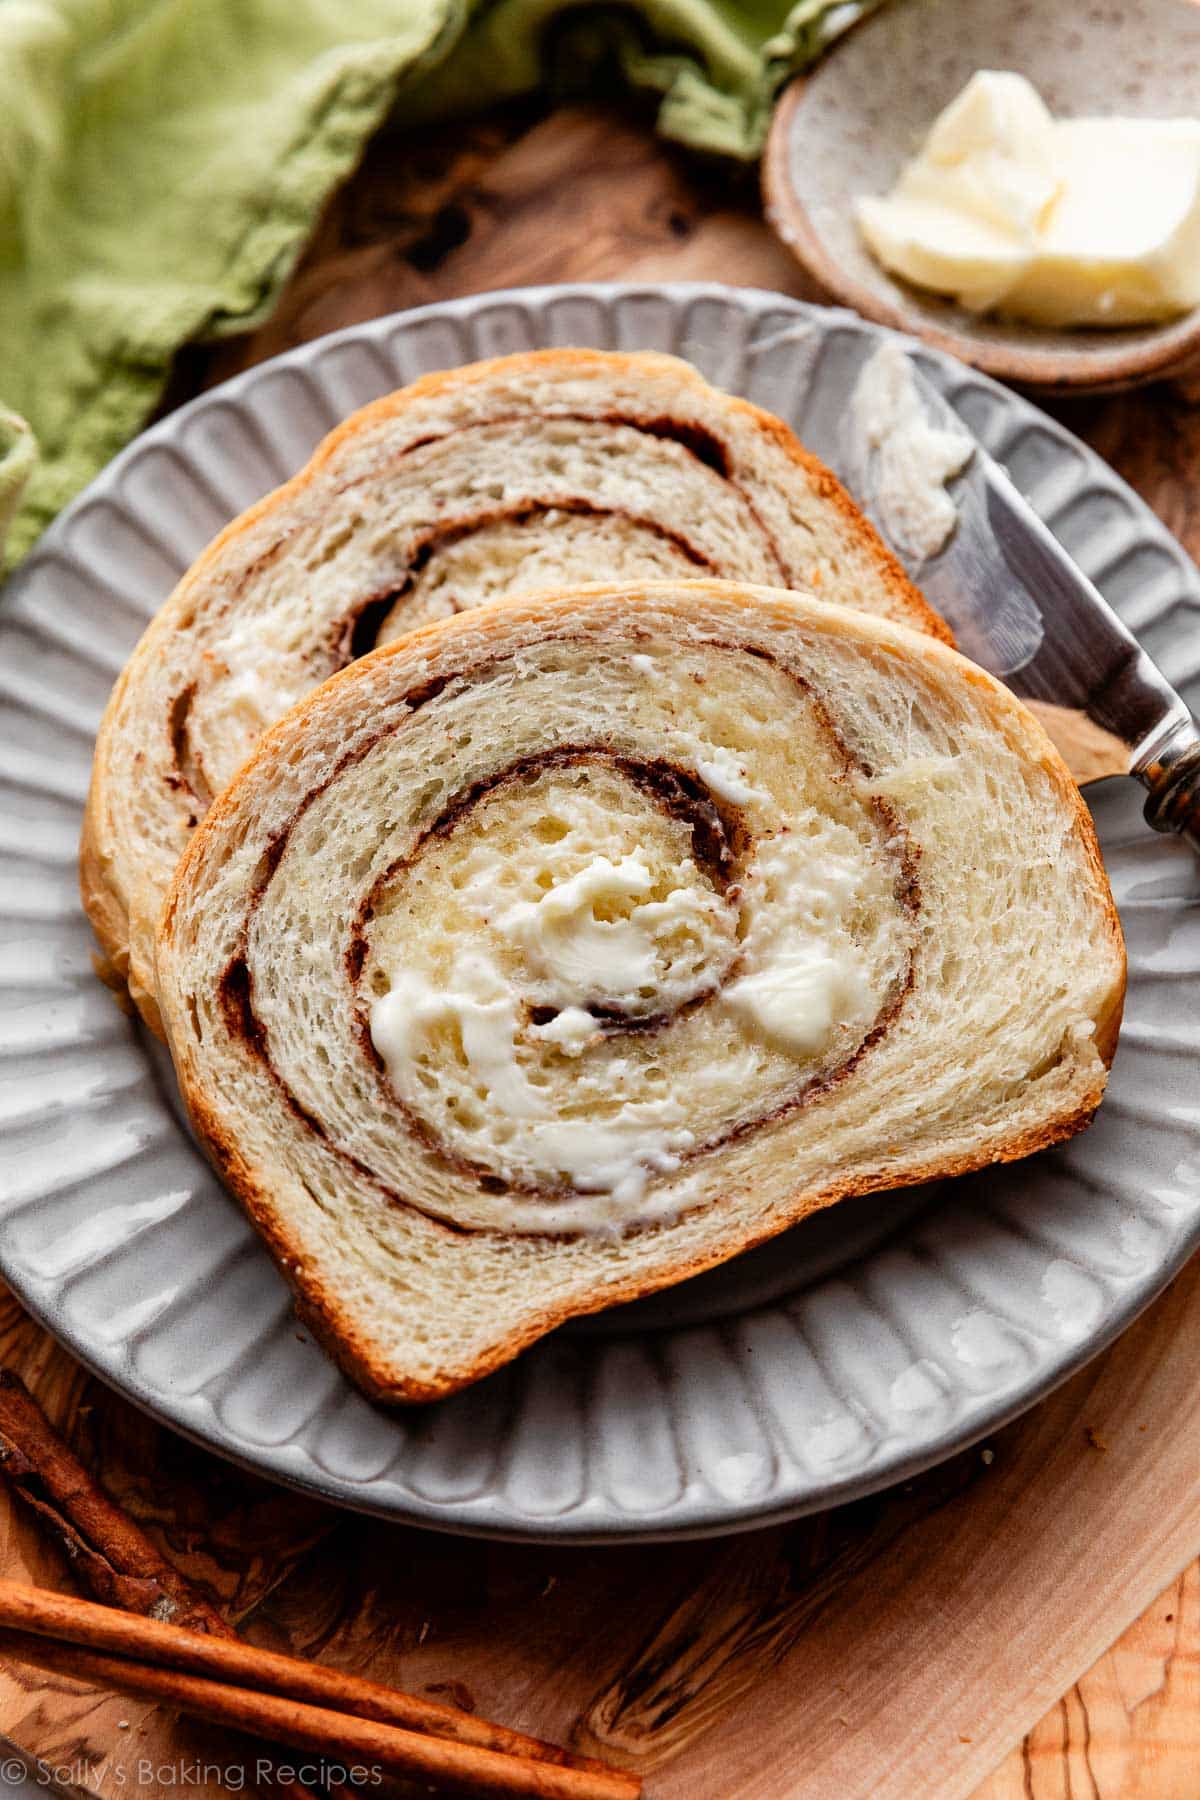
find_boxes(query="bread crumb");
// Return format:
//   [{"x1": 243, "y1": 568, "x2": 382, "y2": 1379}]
[
  {"x1": 959, "y1": 1734, "x2": 972, "y2": 1744},
  {"x1": 1085, "y1": 1426, "x2": 1109, "y2": 1452},
  {"x1": 117, "y1": 1721, "x2": 130, "y2": 1730},
  {"x1": 980, "y1": 1448, "x2": 994, "y2": 1466}
]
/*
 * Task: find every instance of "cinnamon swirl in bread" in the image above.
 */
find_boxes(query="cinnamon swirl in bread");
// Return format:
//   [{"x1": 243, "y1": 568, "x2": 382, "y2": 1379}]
[
  {"x1": 81, "y1": 350, "x2": 947, "y2": 1033},
  {"x1": 154, "y1": 581, "x2": 1124, "y2": 1404}
]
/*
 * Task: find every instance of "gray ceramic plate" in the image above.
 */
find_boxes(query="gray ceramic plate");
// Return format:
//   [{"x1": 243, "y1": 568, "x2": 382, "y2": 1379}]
[{"x1": 2, "y1": 284, "x2": 1198, "y2": 1542}]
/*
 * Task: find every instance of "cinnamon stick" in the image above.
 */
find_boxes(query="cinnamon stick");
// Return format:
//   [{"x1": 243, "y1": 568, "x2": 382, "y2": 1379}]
[
  {"x1": 0, "y1": 1579, "x2": 611, "y2": 1771},
  {"x1": 0, "y1": 1630, "x2": 641, "y2": 1800},
  {"x1": 0, "y1": 1371, "x2": 625, "y2": 1794},
  {"x1": 0, "y1": 1371, "x2": 323, "y2": 1799},
  {"x1": 0, "y1": 1371, "x2": 226, "y2": 1633}
]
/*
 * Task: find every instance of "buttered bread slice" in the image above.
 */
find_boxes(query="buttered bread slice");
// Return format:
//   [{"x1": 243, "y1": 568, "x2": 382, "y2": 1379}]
[
  {"x1": 154, "y1": 580, "x2": 1124, "y2": 1404},
  {"x1": 81, "y1": 349, "x2": 946, "y2": 1034}
]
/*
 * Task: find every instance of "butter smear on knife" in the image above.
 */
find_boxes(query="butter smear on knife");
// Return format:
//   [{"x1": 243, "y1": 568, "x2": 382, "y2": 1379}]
[{"x1": 856, "y1": 70, "x2": 1200, "y2": 327}]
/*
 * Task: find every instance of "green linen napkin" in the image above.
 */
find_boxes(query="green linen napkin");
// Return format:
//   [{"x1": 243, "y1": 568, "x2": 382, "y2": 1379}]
[{"x1": 0, "y1": 0, "x2": 870, "y2": 572}]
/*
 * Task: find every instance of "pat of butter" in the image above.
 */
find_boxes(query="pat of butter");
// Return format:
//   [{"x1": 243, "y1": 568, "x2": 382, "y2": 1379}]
[
  {"x1": 1005, "y1": 119, "x2": 1200, "y2": 326},
  {"x1": 719, "y1": 829, "x2": 874, "y2": 1057},
  {"x1": 856, "y1": 71, "x2": 1200, "y2": 327},
  {"x1": 856, "y1": 72, "x2": 1060, "y2": 313}
]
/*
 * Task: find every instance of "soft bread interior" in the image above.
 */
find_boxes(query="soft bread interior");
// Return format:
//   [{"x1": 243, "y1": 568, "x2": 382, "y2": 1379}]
[
  {"x1": 154, "y1": 581, "x2": 1125, "y2": 1402},
  {"x1": 82, "y1": 349, "x2": 944, "y2": 1033}
]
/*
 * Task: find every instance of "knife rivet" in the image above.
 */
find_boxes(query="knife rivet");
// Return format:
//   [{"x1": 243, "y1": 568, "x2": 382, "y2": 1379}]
[{"x1": 1142, "y1": 735, "x2": 1200, "y2": 855}]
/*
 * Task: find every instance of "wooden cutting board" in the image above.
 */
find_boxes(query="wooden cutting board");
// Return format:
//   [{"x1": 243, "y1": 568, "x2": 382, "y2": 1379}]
[
  {"x1": 5, "y1": 101, "x2": 1200, "y2": 1800},
  {"x1": 3, "y1": 1256, "x2": 1199, "y2": 1800}
]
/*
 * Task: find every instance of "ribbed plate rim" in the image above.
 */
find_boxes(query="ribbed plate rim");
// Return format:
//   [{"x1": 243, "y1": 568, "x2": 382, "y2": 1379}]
[{"x1": 2, "y1": 281, "x2": 1198, "y2": 1542}]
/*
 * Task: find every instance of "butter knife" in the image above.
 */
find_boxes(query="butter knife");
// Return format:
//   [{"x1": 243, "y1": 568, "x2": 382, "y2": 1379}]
[{"x1": 855, "y1": 359, "x2": 1200, "y2": 853}]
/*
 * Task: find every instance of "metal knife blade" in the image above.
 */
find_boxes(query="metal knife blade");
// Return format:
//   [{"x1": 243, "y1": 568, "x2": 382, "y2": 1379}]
[{"x1": 863, "y1": 359, "x2": 1200, "y2": 852}]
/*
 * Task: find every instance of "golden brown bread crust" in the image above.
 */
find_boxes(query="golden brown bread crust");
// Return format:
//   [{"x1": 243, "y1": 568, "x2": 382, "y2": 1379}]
[
  {"x1": 155, "y1": 578, "x2": 1124, "y2": 1405},
  {"x1": 735, "y1": 403, "x2": 952, "y2": 644},
  {"x1": 81, "y1": 652, "x2": 166, "y2": 1032},
  {"x1": 81, "y1": 348, "x2": 952, "y2": 1037},
  {"x1": 123, "y1": 349, "x2": 948, "y2": 644},
  {"x1": 183, "y1": 1075, "x2": 1111, "y2": 1404}
]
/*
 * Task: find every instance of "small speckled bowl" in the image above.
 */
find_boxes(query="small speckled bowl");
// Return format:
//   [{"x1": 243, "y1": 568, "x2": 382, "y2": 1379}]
[{"x1": 763, "y1": 0, "x2": 1200, "y2": 390}]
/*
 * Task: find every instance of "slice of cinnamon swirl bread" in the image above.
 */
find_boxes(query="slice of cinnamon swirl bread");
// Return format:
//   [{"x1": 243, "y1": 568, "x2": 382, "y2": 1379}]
[
  {"x1": 154, "y1": 580, "x2": 1124, "y2": 1404},
  {"x1": 81, "y1": 349, "x2": 947, "y2": 1034}
]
